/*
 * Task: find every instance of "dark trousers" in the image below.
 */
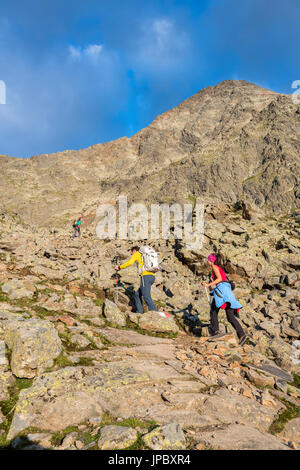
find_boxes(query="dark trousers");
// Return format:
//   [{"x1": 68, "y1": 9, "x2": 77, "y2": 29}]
[
  {"x1": 134, "y1": 275, "x2": 158, "y2": 314},
  {"x1": 210, "y1": 299, "x2": 245, "y2": 339},
  {"x1": 71, "y1": 226, "x2": 80, "y2": 238}
]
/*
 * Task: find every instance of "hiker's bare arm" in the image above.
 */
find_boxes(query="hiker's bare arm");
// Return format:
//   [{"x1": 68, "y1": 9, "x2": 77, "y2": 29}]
[{"x1": 203, "y1": 265, "x2": 222, "y2": 288}]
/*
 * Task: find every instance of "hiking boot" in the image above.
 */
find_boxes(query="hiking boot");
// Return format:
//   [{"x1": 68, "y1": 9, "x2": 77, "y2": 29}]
[
  {"x1": 239, "y1": 334, "x2": 248, "y2": 346},
  {"x1": 213, "y1": 332, "x2": 226, "y2": 339},
  {"x1": 208, "y1": 331, "x2": 226, "y2": 341},
  {"x1": 208, "y1": 327, "x2": 221, "y2": 336}
]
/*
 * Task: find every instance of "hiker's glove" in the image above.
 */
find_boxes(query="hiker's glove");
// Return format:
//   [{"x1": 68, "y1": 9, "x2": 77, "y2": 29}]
[{"x1": 115, "y1": 265, "x2": 120, "y2": 271}]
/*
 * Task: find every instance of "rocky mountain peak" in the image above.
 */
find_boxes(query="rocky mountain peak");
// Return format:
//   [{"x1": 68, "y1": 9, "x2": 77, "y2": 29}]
[{"x1": 0, "y1": 80, "x2": 299, "y2": 227}]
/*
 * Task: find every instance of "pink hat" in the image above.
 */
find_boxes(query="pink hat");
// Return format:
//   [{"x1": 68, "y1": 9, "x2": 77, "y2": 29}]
[{"x1": 208, "y1": 254, "x2": 216, "y2": 263}]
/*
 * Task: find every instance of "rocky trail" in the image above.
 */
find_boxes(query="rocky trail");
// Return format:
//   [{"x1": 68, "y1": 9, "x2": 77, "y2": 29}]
[
  {"x1": 0, "y1": 205, "x2": 299, "y2": 451},
  {"x1": 0, "y1": 80, "x2": 299, "y2": 450}
]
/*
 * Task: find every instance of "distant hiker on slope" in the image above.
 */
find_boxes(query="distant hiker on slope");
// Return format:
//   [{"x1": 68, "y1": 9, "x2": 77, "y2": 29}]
[
  {"x1": 202, "y1": 253, "x2": 247, "y2": 346},
  {"x1": 71, "y1": 217, "x2": 82, "y2": 238},
  {"x1": 115, "y1": 246, "x2": 158, "y2": 314}
]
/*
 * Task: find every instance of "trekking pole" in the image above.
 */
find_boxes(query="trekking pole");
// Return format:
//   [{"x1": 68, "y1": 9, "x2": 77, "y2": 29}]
[
  {"x1": 112, "y1": 256, "x2": 119, "y2": 305},
  {"x1": 205, "y1": 286, "x2": 211, "y2": 305},
  {"x1": 115, "y1": 273, "x2": 119, "y2": 305}
]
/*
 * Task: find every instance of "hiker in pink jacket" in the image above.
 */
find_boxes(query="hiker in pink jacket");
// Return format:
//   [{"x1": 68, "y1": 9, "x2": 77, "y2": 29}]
[{"x1": 203, "y1": 253, "x2": 247, "y2": 345}]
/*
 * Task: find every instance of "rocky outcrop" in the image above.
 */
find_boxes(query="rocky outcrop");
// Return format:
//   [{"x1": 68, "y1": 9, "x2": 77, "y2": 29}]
[
  {"x1": 2, "y1": 279, "x2": 35, "y2": 300},
  {"x1": 97, "y1": 426, "x2": 138, "y2": 450},
  {"x1": 0, "y1": 312, "x2": 62, "y2": 378},
  {"x1": 142, "y1": 423, "x2": 186, "y2": 450},
  {"x1": 139, "y1": 311, "x2": 179, "y2": 334},
  {"x1": 103, "y1": 299, "x2": 127, "y2": 327}
]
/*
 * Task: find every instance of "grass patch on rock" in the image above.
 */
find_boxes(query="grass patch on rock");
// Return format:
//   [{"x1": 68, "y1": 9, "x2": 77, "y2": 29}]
[
  {"x1": 93, "y1": 299, "x2": 105, "y2": 308},
  {"x1": 269, "y1": 397, "x2": 300, "y2": 436},
  {"x1": 76, "y1": 357, "x2": 95, "y2": 367},
  {"x1": 290, "y1": 373, "x2": 300, "y2": 390},
  {"x1": 125, "y1": 433, "x2": 144, "y2": 450},
  {"x1": 0, "y1": 288, "x2": 10, "y2": 303},
  {"x1": 59, "y1": 332, "x2": 104, "y2": 353},
  {"x1": 32, "y1": 305, "x2": 56, "y2": 318},
  {"x1": 45, "y1": 352, "x2": 74, "y2": 371},
  {"x1": 100, "y1": 412, "x2": 157, "y2": 433},
  {"x1": 50, "y1": 425, "x2": 81, "y2": 447}
]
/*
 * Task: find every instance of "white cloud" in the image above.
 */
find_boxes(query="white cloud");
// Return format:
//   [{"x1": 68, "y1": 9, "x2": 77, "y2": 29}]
[
  {"x1": 69, "y1": 45, "x2": 82, "y2": 60},
  {"x1": 68, "y1": 43, "x2": 103, "y2": 62},
  {"x1": 85, "y1": 44, "x2": 103, "y2": 58},
  {"x1": 134, "y1": 17, "x2": 191, "y2": 71},
  {"x1": 153, "y1": 19, "x2": 173, "y2": 53}
]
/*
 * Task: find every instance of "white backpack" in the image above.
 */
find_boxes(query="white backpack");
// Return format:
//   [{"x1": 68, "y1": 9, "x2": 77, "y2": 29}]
[{"x1": 139, "y1": 246, "x2": 160, "y2": 274}]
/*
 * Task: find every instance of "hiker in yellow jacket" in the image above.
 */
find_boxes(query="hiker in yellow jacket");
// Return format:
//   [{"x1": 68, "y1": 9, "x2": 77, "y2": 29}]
[{"x1": 115, "y1": 246, "x2": 158, "y2": 314}]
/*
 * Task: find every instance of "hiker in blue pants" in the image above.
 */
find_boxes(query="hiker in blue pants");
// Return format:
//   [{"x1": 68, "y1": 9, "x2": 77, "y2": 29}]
[
  {"x1": 134, "y1": 274, "x2": 157, "y2": 313},
  {"x1": 115, "y1": 246, "x2": 158, "y2": 314}
]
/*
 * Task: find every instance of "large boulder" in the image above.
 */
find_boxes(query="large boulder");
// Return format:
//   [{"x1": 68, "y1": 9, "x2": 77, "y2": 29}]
[
  {"x1": 14, "y1": 389, "x2": 103, "y2": 439},
  {"x1": 7, "y1": 364, "x2": 147, "y2": 439},
  {"x1": 142, "y1": 423, "x2": 186, "y2": 450},
  {"x1": 139, "y1": 311, "x2": 179, "y2": 334},
  {"x1": 97, "y1": 425, "x2": 138, "y2": 450},
  {"x1": 103, "y1": 299, "x2": 127, "y2": 327},
  {"x1": 0, "y1": 313, "x2": 62, "y2": 378},
  {"x1": 1, "y1": 279, "x2": 35, "y2": 300},
  {"x1": 7, "y1": 361, "x2": 183, "y2": 439}
]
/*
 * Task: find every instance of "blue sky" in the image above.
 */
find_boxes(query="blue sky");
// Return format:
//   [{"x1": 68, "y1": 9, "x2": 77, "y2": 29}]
[{"x1": 0, "y1": 0, "x2": 299, "y2": 158}]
